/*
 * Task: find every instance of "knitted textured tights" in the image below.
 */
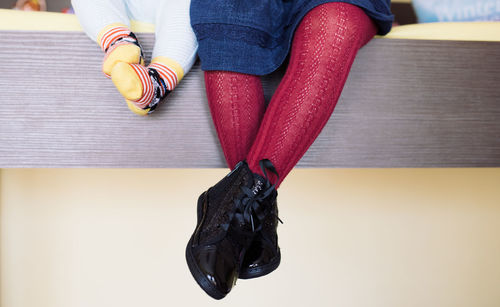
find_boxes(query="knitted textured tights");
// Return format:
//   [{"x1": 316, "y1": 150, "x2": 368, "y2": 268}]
[
  {"x1": 205, "y1": 2, "x2": 377, "y2": 186},
  {"x1": 204, "y1": 71, "x2": 266, "y2": 170}
]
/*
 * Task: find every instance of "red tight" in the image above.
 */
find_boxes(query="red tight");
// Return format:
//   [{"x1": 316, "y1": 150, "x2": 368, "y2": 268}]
[{"x1": 204, "y1": 2, "x2": 377, "y2": 187}]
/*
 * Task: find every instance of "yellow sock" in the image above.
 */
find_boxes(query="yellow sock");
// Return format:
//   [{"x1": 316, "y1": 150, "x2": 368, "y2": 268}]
[
  {"x1": 102, "y1": 44, "x2": 143, "y2": 77},
  {"x1": 150, "y1": 56, "x2": 185, "y2": 89},
  {"x1": 126, "y1": 100, "x2": 150, "y2": 116},
  {"x1": 111, "y1": 57, "x2": 184, "y2": 116},
  {"x1": 98, "y1": 24, "x2": 143, "y2": 77},
  {"x1": 111, "y1": 62, "x2": 147, "y2": 102}
]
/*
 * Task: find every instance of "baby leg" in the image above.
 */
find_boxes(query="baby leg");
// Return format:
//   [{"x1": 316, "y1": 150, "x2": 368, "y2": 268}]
[
  {"x1": 72, "y1": 0, "x2": 143, "y2": 77},
  {"x1": 151, "y1": 0, "x2": 198, "y2": 89},
  {"x1": 112, "y1": 0, "x2": 198, "y2": 115}
]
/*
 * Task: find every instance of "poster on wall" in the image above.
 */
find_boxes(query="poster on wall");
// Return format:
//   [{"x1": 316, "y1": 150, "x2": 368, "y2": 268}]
[{"x1": 412, "y1": 0, "x2": 500, "y2": 22}]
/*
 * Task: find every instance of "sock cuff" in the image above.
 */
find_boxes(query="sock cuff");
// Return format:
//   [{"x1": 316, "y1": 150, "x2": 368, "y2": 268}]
[
  {"x1": 128, "y1": 64, "x2": 155, "y2": 107},
  {"x1": 98, "y1": 23, "x2": 132, "y2": 52},
  {"x1": 150, "y1": 57, "x2": 185, "y2": 90}
]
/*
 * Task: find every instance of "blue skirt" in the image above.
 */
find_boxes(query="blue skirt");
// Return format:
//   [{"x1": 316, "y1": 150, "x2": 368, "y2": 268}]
[{"x1": 190, "y1": 0, "x2": 393, "y2": 75}]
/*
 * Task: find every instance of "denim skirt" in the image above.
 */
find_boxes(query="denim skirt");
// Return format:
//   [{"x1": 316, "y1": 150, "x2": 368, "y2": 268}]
[{"x1": 190, "y1": 0, "x2": 393, "y2": 75}]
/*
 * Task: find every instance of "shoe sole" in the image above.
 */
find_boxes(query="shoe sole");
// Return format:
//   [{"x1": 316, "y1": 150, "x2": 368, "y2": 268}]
[
  {"x1": 185, "y1": 192, "x2": 227, "y2": 300},
  {"x1": 186, "y1": 237, "x2": 227, "y2": 300},
  {"x1": 238, "y1": 249, "x2": 281, "y2": 279}
]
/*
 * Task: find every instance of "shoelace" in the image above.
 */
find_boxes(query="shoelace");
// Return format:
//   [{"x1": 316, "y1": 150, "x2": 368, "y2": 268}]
[{"x1": 221, "y1": 159, "x2": 282, "y2": 233}]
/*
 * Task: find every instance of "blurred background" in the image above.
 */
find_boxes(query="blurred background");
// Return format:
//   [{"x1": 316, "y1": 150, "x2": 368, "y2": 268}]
[
  {"x1": 2, "y1": 0, "x2": 498, "y2": 25},
  {"x1": 0, "y1": 0, "x2": 68, "y2": 12},
  {"x1": 0, "y1": 0, "x2": 418, "y2": 23}
]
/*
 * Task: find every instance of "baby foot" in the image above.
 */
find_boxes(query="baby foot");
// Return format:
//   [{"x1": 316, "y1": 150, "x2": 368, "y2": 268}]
[
  {"x1": 111, "y1": 63, "x2": 170, "y2": 115},
  {"x1": 99, "y1": 26, "x2": 144, "y2": 77}
]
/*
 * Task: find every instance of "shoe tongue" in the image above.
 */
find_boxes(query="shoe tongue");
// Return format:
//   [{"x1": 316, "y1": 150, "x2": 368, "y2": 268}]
[{"x1": 231, "y1": 161, "x2": 265, "y2": 196}]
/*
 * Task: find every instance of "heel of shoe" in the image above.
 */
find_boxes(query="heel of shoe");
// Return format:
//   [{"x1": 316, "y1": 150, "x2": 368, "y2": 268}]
[{"x1": 238, "y1": 248, "x2": 281, "y2": 279}]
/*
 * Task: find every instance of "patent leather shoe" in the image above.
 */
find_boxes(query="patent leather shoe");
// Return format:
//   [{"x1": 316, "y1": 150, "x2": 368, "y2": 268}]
[
  {"x1": 186, "y1": 160, "x2": 279, "y2": 299},
  {"x1": 239, "y1": 191, "x2": 281, "y2": 279}
]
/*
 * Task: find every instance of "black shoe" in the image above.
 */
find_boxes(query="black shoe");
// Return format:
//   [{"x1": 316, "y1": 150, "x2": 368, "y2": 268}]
[
  {"x1": 186, "y1": 160, "x2": 278, "y2": 299},
  {"x1": 239, "y1": 189, "x2": 281, "y2": 279}
]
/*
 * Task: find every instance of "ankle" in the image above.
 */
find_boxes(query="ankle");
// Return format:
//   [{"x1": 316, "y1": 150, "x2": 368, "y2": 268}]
[
  {"x1": 99, "y1": 24, "x2": 144, "y2": 77},
  {"x1": 247, "y1": 159, "x2": 280, "y2": 188},
  {"x1": 98, "y1": 24, "x2": 136, "y2": 52},
  {"x1": 149, "y1": 57, "x2": 185, "y2": 91}
]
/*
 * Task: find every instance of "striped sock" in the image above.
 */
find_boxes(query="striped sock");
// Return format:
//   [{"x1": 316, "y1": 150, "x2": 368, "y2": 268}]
[
  {"x1": 129, "y1": 64, "x2": 159, "y2": 108},
  {"x1": 148, "y1": 62, "x2": 179, "y2": 91},
  {"x1": 131, "y1": 62, "x2": 179, "y2": 108},
  {"x1": 111, "y1": 63, "x2": 170, "y2": 112},
  {"x1": 99, "y1": 25, "x2": 133, "y2": 52},
  {"x1": 111, "y1": 58, "x2": 182, "y2": 115},
  {"x1": 98, "y1": 25, "x2": 143, "y2": 77}
]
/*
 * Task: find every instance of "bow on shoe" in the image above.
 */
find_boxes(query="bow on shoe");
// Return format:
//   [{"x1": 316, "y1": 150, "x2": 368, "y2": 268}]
[{"x1": 222, "y1": 159, "x2": 281, "y2": 233}]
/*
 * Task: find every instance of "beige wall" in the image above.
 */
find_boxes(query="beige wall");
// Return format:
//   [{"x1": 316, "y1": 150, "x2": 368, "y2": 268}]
[{"x1": 1, "y1": 168, "x2": 500, "y2": 307}]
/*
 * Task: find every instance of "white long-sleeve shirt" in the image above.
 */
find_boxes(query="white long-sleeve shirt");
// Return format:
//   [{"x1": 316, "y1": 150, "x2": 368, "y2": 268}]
[{"x1": 72, "y1": 0, "x2": 198, "y2": 76}]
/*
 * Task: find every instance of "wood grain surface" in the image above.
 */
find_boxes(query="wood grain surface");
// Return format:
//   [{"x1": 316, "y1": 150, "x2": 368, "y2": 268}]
[{"x1": 1, "y1": 31, "x2": 499, "y2": 168}]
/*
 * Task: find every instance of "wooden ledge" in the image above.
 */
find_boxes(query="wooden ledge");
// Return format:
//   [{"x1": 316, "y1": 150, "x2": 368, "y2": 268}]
[{"x1": 0, "y1": 25, "x2": 499, "y2": 167}]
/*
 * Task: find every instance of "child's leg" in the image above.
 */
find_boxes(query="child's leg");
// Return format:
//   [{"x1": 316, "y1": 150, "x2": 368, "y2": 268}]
[
  {"x1": 247, "y1": 2, "x2": 377, "y2": 187},
  {"x1": 204, "y1": 71, "x2": 266, "y2": 170},
  {"x1": 112, "y1": 0, "x2": 198, "y2": 115},
  {"x1": 151, "y1": 0, "x2": 198, "y2": 85},
  {"x1": 72, "y1": 0, "x2": 143, "y2": 76}
]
